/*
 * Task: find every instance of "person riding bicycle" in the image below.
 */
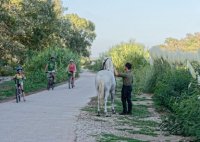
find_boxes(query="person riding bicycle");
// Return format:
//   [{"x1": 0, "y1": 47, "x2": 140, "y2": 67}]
[
  {"x1": 45, "y1": 56, "x2": 57, "y2": 83},
  {"x1": 13, "y1": 66, "x2": 26, "y2": 102},
  {"x1": 67, "y1": 59, "x2": 77, "y2": 84}
]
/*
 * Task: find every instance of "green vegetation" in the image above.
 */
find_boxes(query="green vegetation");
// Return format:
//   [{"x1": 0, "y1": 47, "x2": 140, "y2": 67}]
[
  {"x1": 0, "y1": 47, "x2": 80, "y2": 100},
  {"x1": 160, "y1": 33, "x2": 200, "y2": 51},
  {"x1": 0, "y1": 81, "x2": 15, "y2": 100},
  {"x1": 117, "y1": 117, "x2": 159, "y2": 128},
  {"x1": 2, "y1": 0, "x2": 200, "y2": 140},
  {"x1": 128, "y1": 127, "x2": 158, "y2": 137},
  {"x1": 0, "y1": 0, "x2": 96, "y2": 75},
  {"x1": 82, "y1": 78, "x2": 159, "y2": 141},
  {"x1": 0, "y1": 0, "x2": 96, "y2": 100},
  {"x1": 90, "y1": 34, "x2": 200, "y2": 140},
  {"x1": 141, "y1": 58, "x2": 200, "y2": 140},
  {"x1": 97, "y1": 133, "x2": 146, "y2": 142}
]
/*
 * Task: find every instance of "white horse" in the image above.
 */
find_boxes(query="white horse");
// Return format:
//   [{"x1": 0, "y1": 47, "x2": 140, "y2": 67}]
[{"x1": 95, "y1": 57, "x2": 116, "y2": 116}]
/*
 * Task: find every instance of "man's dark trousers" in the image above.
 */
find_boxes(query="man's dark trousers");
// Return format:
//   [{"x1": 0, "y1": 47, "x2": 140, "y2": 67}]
[{"x1": 121, "y1": 85, "x2": 132, "y2": 114}]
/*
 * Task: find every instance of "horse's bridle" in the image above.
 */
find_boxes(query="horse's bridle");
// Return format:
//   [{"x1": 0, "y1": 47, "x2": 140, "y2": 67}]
[{"x1": 101, "y1": 58, "x2": 109, "y2": 70}]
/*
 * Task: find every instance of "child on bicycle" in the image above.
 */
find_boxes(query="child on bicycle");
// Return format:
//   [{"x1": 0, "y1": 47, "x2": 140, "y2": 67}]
[
  {"x1": 45, "y1": 56, "x2": 57, "y2": 83},
  {"x1": 67, "y1": 59, "x2": 77, "y2": 85},
  {"x1": 13, "y1": 66, "x2": 26, "y2": 102}
]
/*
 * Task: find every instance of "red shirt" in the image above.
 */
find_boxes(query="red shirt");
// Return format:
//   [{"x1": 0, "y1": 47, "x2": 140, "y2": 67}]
[{"x1": 68, "y1": 63, "x2": 76, "y2": 72}]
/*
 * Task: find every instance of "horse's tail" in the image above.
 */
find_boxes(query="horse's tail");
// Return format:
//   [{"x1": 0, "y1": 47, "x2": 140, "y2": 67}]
[{"x1": 97, "y1": 79, "x2": 104, "y2": 115}]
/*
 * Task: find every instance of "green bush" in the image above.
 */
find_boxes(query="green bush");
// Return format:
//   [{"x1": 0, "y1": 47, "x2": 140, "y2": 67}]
[
  {"x1": 24, "y1": 47, "x2": 80, "y2": 92},
  {"x1": 134, "y1": 64, "x2": 152, "y2": 95},
  {"x1": 108, "y1": 41, "x2": 149, "y2": 72},
  {"x1": 154, "y1": 67, "x2": 191, "y2": 110},
  {"x1": 0, "y1": 47, "x2": 80, "y2": 99},
  {"x1": 0, "y1": 66, "x2": 15, "y2": 76},
  {"x1": 149, "y1": 60, "x2": 200, "y2": 139},
  {"x1": 162, "y1": 94, "x2": 200, "y2": 140},
  {"x1": 87, "y1": 59, "x2": 102, "y2": 72},
  {"x1": 174, "y1": 95, "x2": 200, "y2": 138}
]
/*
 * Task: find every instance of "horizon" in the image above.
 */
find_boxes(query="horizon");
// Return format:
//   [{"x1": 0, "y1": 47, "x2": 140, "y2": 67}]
[{"x1": 62, "y1": 0, "x2": 200, "y2": 57}]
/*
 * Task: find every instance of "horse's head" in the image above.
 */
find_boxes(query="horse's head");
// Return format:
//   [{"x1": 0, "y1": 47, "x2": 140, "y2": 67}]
[{"x1": 102, "y1": 57, "x2": 114, "y2": 73}]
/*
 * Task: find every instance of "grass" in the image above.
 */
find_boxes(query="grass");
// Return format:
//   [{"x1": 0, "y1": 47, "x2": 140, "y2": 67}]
[
  {"x1": 132, "y1": 96, "x2": 150, "y2": 101},
  {"x1": 117, "y1": 117, "x2": 159, "y2": 128},
  {"x1": 80, "y1": 79, "x2": 162, "y2": 141},
  {"x1": 0, "y1": 79, "x2": 48, "y2": 101},
  {"x1": 0, "y1": 80, "x2": 15, "y2": 100},
  {"x1": 0, "y1": 73, "x2": 69, "y2": 102},
  {"x1": 81, "y1": 105, "x2": 97, "y2": 113},
  {"x1": 128, "y1": 127, "x2": 158, "y2": 137},
  {"x1": 132, "y1": 104, "x2": 150, "y2": 118},
  {"x1": 97, "y1": 133, "x2": 147, "y2": 142},
  {"x1": 81, "y1": 96, "x2": 98, "y2": 113},
  {"x1": 116, "y1": 127, "x2": 158, "y2": 137}
]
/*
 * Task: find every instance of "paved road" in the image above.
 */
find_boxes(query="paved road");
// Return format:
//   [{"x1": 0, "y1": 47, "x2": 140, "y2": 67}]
[{"x1": 0, "y1": 72, "x2": 96, "y2": 142}]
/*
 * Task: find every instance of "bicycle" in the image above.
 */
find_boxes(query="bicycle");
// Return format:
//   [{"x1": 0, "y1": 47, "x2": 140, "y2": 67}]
[
  {"x1": 46, "y1": 71, "x2": 55, "y2": 90},
  {"x1": 68, "y1": 71, "x2": 74, "y2": 89},
  {"x1": 14, "y1": 80, "x2": 22, "y2": 103}
]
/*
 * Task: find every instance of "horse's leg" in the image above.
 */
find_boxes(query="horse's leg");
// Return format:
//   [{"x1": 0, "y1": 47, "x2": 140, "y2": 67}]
[
  {"x1": 97, "y1": 92, "x2": 100, "y2": 116},
  {"x1": 104, "y1": 91, "x2": 109, "y2": 116},
  {"x1": 111, "y1": 89, "x2": 116, "y2": 114}
]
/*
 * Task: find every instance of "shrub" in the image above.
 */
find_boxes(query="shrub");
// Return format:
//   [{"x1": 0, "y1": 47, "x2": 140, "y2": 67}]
[
  {"x1": 153, "y1": 67, "x2": 192, "y2": 110},
  {"x1": 24, "y1": 46, "x2": 80, "y2": 92},
  {"x1": 162, "y1": 94, "x2": 200, "y2": 140}
]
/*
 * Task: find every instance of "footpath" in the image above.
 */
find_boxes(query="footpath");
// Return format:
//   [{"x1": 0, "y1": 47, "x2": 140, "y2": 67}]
[{"x1": 0, "y1": 72, "x2": 96, "y2": 142}]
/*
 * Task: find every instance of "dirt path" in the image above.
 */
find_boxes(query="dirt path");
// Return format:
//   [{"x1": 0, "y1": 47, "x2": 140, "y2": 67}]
[{"x1": 75, "y1": 93, "x2": 191, "y2": 142}]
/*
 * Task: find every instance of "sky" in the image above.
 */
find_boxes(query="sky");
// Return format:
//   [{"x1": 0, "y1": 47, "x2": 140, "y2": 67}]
[{"x1": 62, "y1": 0, "x2": 200, "y2": 57}]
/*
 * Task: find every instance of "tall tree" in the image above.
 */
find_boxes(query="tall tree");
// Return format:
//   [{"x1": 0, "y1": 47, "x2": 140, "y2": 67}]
[
  {"x1": 0, "y1": 0, "x2": 24, "y2": 66},
  {"x1": 0, "y1": 0, "x2": 96, "y2": 69},
  {"x1": 65, "y1": 14, "x2": 96, "y2": 57},
  {"x1": 52, "y1": 0, "x2": 63, "y2": 18}
]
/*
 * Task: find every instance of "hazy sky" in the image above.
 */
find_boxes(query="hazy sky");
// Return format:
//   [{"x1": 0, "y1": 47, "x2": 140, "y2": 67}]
[{"x1": 62, "y1": 0, "x2": 200, "y2": 57}]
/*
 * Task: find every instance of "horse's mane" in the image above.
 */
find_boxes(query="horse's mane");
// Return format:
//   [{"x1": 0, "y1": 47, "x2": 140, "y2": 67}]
[{"x1": 102, "y1": 57, "x2": 114, "y2": 73}]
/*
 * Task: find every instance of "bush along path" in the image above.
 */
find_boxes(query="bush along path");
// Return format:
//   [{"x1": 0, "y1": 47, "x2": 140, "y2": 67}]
[{"x1": 75, "y1": 92, "x2": 192, "y2": 142}]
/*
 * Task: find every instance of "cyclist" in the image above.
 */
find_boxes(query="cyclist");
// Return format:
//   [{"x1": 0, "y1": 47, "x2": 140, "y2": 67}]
[
  {"x1": 13, "y1": 66, "x2": 26, "y2": 102},
  {"x1": 45, "y1": 56, "x2": 57, "y2": 83},
  {"x1": 67, "y1": 59, "x2": 77, "y2": 86}
]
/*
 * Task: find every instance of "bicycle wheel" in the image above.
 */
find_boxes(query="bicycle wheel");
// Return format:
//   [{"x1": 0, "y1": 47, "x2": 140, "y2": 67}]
[
  {"x1": 68, "y1": 76, "x2": 72, "y2": 89},
  {"x1": 51, "y1": 79, "x2": 54, "y2": 90},
  {"x1": 15, "y1": 88, "x2": 21, "y2": 103},
  {"x1": 47, "y1": 80, "x2": 50, "y2": 90},
  {"x1": 18, "y1": 89, "x2": 21, "y2": 102},
  {"x1": 71, "y1": 78, "x2": 74, "y2": 88},
  {"x1": 15, "y1": 88, "x2": 19, "y2": 103}
]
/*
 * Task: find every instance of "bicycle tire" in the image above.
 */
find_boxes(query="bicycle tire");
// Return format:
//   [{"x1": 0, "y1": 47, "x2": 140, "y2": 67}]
[
  {"x1": 16, "y1": 87, "x2": 21, "y2": 103},
  {"x1": 72, "y1": 78, "x2": 74, "y2": 88},
  {"x1": 15, "y1": 89, "x2": 19, "y2": 103},
  {"x1": 68, "y1": 76, "x2": 72, "y2": 89},
  {"x1": 51, "y1": 80, "x2": 54, "y2": 90},
  {"x1": 47, "y1": 81, "x2": 50, "y2": 90}
]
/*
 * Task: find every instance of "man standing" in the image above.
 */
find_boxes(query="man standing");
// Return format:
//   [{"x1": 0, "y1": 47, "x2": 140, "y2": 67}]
[{"x1": 115, "y1": 62, "x2": 133, "y2": 115}]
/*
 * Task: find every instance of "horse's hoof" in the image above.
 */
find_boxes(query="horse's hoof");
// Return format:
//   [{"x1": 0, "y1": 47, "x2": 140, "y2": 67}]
[
  {"x1": 104, "y1": 112, "x2": 111, "y2": 117},
  {"x1": 112, "y1": 110, "x2": 116, "y2": 114},
  {"x1": 97, "y1": 112, "x2": 100, "y2": 117},
  {"x1": 105, "y1": 114, "x2": 111, "y2": 117}
]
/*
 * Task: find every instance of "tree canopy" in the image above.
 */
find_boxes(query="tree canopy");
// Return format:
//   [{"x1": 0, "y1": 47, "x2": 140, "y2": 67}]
[
  {"x1": 160, "y1": 33, "x2": 200, "y2": 51},
  {"x1": 0, "y1": 0, "x2": 96, "y2": 68}
]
